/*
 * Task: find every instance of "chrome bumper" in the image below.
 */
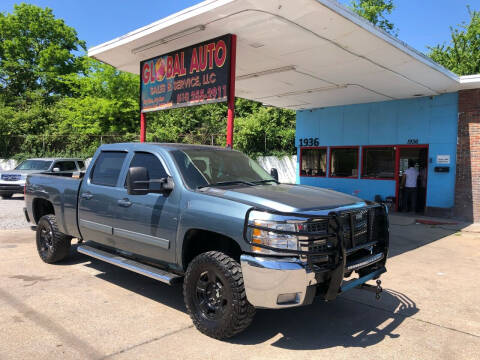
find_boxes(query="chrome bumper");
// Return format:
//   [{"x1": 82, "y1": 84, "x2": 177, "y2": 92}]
[
  {"x1": 240, "y1": 255, "x2": 318, "y2": 309},
  {"x1": 240, "y1": 253, "x2": 386, "y2": 309}
]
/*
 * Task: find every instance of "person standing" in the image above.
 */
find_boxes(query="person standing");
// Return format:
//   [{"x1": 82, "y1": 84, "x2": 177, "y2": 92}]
[{"x1": 401, "y1": 160, "x2": 419, "y2": 212}]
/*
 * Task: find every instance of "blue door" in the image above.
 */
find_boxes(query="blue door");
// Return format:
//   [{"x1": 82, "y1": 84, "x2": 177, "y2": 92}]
[
  {"x1": 113, "y1": 151, "x2": 179, "y2": 264},
  {"x1": 78, "y1": 151, "x2": 128, "y2": 248}
]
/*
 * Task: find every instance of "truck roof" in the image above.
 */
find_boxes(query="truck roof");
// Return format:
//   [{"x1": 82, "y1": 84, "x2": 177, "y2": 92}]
[
  {"x1": 101, "y1": 143, "x2": 239, "y2": 152},
  {"x1": 25, "y1": 158, "x2": 84, "y2": 161}
]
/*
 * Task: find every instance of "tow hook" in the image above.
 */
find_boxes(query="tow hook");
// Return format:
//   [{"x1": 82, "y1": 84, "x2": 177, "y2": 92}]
[
  {"x1": 375, "y1": 279, "x2": 383, "y2": 300},
  {"x1": 358, "y1": 279, "x2": 383, "y2": 300}
]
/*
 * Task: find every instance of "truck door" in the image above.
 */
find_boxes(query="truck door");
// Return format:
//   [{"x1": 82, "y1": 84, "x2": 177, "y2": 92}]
[
  {"x1": 78, "y1": 151, "x2": 128, "y2": 248},
  {"x1": 113, "y1": 151, "x2": 178, "y2": 264}
]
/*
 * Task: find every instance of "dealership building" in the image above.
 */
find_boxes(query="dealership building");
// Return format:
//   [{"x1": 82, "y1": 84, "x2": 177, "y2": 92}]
[{"x1": 89, "y1": 0, "x2": 480, "y2": 222}]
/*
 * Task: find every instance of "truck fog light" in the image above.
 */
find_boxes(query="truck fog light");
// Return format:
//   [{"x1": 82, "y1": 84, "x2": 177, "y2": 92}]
[{"x1": 277, "y1": 293, "x2": 300, "y2": 305}]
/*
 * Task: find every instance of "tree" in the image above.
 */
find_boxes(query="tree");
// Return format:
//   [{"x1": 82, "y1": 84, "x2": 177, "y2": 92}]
[
  {"x1": 234, "y1": 106, "x2": 296, "y2": 158},
  {"x1": 57, "y1": 58, "x2": 139, "y2": 134},
  {"x1": 0, "y1": 4, "x2": 86, "y2": 103},
  {"x1": 349, "y1": 0, "x2": 397, "y2": 35},
  {"x1": 429, "y1": 8, "x2": 480, "y2": 76}
]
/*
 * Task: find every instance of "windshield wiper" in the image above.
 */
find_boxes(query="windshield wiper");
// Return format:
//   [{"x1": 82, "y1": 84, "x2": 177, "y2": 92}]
[
  {"x1": 252, "y1": 179, "x2": 279, "y2": 184},
  {"x1": 197, "y1": 181, "x2": 255, "y2": 189}
]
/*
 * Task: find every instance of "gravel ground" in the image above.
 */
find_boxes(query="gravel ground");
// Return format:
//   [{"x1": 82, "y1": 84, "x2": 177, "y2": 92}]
[{"x1": 0, "y1": 194, "x2": 29, "y2": 230}]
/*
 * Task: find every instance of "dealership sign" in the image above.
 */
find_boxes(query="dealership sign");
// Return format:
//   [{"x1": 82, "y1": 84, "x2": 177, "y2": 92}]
[{"x1": 140, "y1": 34, "x2": 232, "y2": 112}]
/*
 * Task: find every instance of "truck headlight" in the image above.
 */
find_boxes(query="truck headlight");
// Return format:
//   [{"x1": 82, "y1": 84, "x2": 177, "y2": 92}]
[{"x1": 250, "y1": 217, "x2": 307, "y2": 255}]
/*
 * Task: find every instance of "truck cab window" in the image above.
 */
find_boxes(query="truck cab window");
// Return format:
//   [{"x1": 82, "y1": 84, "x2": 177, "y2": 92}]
[
  {"x1": 125, "y1": 152, "x2": 167, "y2": 186},
  {"x1": 90, "y1": 152, "x2": 127, "y2": 187},
  {"x1": 55, "y1": 161, "x2": 76, "y2": 171}
]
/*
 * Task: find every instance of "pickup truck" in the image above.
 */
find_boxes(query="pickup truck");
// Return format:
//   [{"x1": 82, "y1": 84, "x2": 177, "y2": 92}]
[
  {"x1": 0, "y1": 157, "x2": 85, "y2": 199},
  {"x1": 24, "y1": 143, "x2": 389, "y2": 339}
]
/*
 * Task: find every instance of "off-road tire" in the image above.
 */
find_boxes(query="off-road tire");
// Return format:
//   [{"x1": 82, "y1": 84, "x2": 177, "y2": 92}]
[
  {"x1": 36, "y1": 214, "x2": 71, "y2": 263},
  {"x1": 183, "y1": 251, "x2": 255, "y2": 339},
  {"x1": 1, "y1": 193, "x2": 13, "y2": 199}
]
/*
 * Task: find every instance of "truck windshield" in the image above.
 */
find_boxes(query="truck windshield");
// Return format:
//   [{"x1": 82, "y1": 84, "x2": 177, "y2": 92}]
[
  {"x1": 15, "y1": 160, "x2": 52, "y2": 170},
  {"x1": 171, "y1": 149, "x2": 274, "y2": 189}
]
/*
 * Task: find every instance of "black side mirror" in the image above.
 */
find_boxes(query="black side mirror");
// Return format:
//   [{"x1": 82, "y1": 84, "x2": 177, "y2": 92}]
[
  {"x1": 127, "y1": 166, "x2": 174, "y2": 196},
  {"x1": 149, "y1": 176, "x2": 174, "y2": 194},
  {"x1": 270, "y1": 168, "x2": 279, "y2": 182},
  {"x1": 127, "y1": 167, "x2": 149, "y2": 195}
]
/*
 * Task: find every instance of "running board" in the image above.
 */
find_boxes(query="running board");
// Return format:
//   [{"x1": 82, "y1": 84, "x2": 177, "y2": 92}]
[{"x1": 77, "y1": 245, "x2": 182, "y2": 285}]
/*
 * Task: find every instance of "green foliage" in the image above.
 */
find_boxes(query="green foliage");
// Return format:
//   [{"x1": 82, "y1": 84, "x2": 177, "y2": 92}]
[
  {"x1": 234, "y1": 106, "x2": 296, "y2": 158},
  {"x1": 55, "y1": 58, "x2": 139, "y2": 135},
  {"x1": 146, "y1": 97, "x2": 296, "y2": 158},
  {"x1": 428, "y1": 8, "x2": 480, "y2": 76},
  {"x1": 0, "y1": 4, "x2": 86, "y2": 103},
  {"x1": 349, "y1": 0, "x2": 397, "y2": 35},
  {"x1": 0, "y1": 4, "x2": 296, "y2": 161}
]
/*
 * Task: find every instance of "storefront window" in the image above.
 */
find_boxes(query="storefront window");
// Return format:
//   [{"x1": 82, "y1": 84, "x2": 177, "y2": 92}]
[
  {"x1": 300, "y1": 148, "x2": 327, "y2": 177},
  {"x1": 362, "y1": 147, "x2": 395, "y2": 179},
  {"x1": 330, "y1": 147, "x2": 359, "y2": 178}
]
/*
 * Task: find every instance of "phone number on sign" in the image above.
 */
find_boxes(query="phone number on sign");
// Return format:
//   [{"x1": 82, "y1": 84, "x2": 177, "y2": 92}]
[{"x1": 176, "y1": 85, "x2": 227, "y2": 103}]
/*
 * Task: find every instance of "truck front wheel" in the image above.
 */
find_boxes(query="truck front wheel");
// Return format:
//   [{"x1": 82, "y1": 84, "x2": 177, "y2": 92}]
[
  {"x1": 183, "y1": 251, "x2": 255, "y2": 339},
  {"x1": 36, "y1": 215, "x2": 71, "y2": 263}
]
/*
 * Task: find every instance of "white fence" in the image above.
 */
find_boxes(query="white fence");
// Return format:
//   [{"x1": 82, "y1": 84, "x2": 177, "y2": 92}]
[
  {"x1": 257, "y1": 155, "x2": 297, "y2": 183},
  {"x1": 1, "y1": 156, "x2": 298, "y2": 184}
]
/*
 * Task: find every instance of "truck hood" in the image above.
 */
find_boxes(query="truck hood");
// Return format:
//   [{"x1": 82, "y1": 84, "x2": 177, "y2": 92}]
[
  {"x1": 0, "y1": 169, "x2": 43, "y2": 181},
  {"x1": 202, "y1": 184, "x2": 365, "y2": 212},
  {"x1": 0, "y1": 170, "x2": 42, "y2": 175}
]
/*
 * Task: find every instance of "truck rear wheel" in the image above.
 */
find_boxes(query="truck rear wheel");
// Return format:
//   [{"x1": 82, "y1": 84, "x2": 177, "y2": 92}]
[
  {"x1": 36, "y1": 215, "x2": 71, "y2": 263},
  {"x1": 183, "y1": 251, "x2": 255, "y2": 339}
]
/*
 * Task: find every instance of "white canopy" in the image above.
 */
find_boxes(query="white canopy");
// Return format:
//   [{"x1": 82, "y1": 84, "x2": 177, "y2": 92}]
[{"x1": 89, "y1": 0, "x2": 479, "y2": 110}]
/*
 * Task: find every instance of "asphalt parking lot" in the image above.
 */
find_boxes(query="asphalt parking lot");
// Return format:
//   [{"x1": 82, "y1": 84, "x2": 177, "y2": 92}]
[
  {"x1": 0, "y1": 194, "x2": 29, "y2": 230},
  {"x1": 0, "y1": 197, "x2": 479, "y2": 359}
]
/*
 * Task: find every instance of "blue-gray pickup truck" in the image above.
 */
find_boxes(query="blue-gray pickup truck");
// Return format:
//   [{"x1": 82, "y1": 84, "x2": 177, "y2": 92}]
[{"x1": 24, "y1": 143, "x2": 389, "y2": 339}]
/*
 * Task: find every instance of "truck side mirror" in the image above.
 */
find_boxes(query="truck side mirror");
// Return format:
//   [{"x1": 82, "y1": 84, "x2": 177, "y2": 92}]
[
  {"x1": 127, "y1": 166, "x2": 149, "y2": 195},
  {"x1": 127, "y1": 167, "x2": 174, "y2": 196},
  {"x1": 149, "y1": 176, "x2": 174, "y2": 194},
  {"x1": 270, "y1": 168, "x2": 279, "y2": 182},
  {"x1": 161, "y1": 176, "x2": 175, "y2": 192},
  {"x1": 52, "y1": 167, "x2": 60, "y2": 172}
]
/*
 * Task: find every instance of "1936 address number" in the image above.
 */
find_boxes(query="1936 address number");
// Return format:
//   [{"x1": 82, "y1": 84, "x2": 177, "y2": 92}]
[{"x1": 299, "y1": 138, "x2": 320, "y2": 146}]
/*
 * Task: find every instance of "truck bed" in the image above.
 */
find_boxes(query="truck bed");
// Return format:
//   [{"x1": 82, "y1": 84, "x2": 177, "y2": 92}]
[{"x1": 25, "y1": 174, "x2": 82, "y2": 238}]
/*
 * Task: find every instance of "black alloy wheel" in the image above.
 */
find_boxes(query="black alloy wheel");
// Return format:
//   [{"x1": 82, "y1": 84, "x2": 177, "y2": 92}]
[
  {"x1": 195, "y1": 269, "x2": 228, "y2": 321},
  {"x1": 39, "y1": 225, "x2": 54, "y2": 253}
]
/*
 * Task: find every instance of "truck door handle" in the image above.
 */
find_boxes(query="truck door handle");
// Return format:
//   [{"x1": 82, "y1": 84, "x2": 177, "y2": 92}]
[
  {"x1": 81, "y1": 192, "x2": 93, "y2": 200},
  {"x1": 117, "y1": 198, "x2": 132, "y2": 207}
]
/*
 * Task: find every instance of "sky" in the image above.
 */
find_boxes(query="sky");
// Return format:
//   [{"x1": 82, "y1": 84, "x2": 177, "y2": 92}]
[{"x1": 0, "y1": 0, "x2": 479, "y2": 54}]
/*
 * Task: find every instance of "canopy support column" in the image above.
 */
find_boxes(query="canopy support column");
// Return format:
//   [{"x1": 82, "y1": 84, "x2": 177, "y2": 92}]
[
  {"x1": 140, "y1": 112, "x2": 146, "y2": 142},
  {"x1": 226, "y1": 34, "x2": 237, "y2": 148}
]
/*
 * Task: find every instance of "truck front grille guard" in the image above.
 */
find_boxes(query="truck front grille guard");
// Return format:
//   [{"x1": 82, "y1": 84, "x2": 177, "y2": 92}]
[{"x1": 242, "y1": 204, "x2": 389, "y2": 299}]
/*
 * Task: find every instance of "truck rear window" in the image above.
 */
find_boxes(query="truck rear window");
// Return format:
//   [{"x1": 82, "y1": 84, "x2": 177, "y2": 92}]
[{"x1": 90, "y1": 152, "x2": 127, "y2": 187}]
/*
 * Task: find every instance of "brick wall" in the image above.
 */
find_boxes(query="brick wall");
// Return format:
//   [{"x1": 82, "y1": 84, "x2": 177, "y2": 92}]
[{"x1": 455, "y1": 89, "x2": 480, "y2": 222}]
